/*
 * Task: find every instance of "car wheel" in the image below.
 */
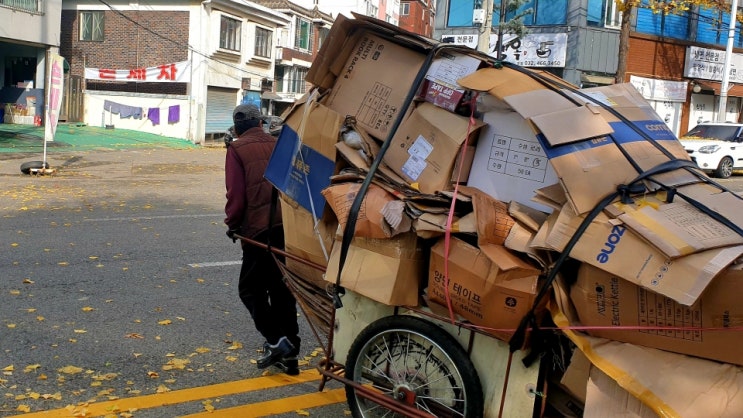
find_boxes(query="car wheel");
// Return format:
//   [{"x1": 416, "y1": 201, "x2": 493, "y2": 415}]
[
  {"x1": 715, "y1": 156, "x2": 734, "y2": 178},
  {"x1": 20, "y1": 161, "x2": 49, "y2": 175}
]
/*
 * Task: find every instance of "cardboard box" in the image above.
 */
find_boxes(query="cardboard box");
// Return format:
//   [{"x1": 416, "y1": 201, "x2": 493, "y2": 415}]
[
  {"x1": 507, "y1": 84, "x2": 698, "y2": 215},
  {"x1": 322, "y1": 182, "x2": 407, "y2": 239},
  {"x1": 321, "y1": 31, "x2": 426, "y2": 140},
  {"x1": 280, "y1": 196, "x2": 336, "y2": 284},
  {"x1": 466, "y1": 100, "x2": 559, "y2": 214},
  {"x1": 583, "y1": 367, "x2": 658, "y2": 418},
  {"x1": 325, "y1": 231, "x2": 424, "y2": 306},
  {"x1": 283, "y1": 93, "x2": 343, "y2": 161},
  {"x1": 571, "y1": 263, "x2": 743, "y2": 366},
  {"x1": 382, "y1": 102, "x2": 484, "y2": 194},
  {"x1": 421, "y1": 51, "x2": 481, "y2": 112},
  {"x1": 543, "y1": 202, "x2": 743, "y2": 306},
  {"x1": 428, "y1": 237, "x2": 539, "y2": 341}
]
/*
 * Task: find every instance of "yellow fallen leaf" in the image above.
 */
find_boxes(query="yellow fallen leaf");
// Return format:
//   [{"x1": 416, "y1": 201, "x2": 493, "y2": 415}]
[
  {"x1": 228, "y1": 342, "x2": 243, "y2": 350},
  {"x1": 155, "y1": 384, "x2": 170, "y2": 393},
  {"x1": 23, "y1": 279, "x2": 34, "y2": 284},
  {"x1": 9, "y1": 289, "x2": 20, "y2": 295},
  {"x1": 226, "y1": 356, "x2": 238, "y2": 362},
  {"x1": 3, "y1": 365, "x2": 14, "y2": 372},
  {"x1": 81, "y1": 306, "x2": 95, "y2": 312},
  {"x1": 58, "y1": 365, "x2": 83, "y2": 375},
  {"x1": 176, "y1": 316, "x2": 186, "y2": 321},
  {"x1": 7, "y1": 323, "x2": 16, "y2": 329},
  {"x1": 261, "y1": 370, "x2": 272, "y2": 377},
  {"x1": 24, "y1": 364, "x2": 41, "y2": 373},
  {"x1": 147, "y1": 371, "x2": 159, "y2": 378},
  {"x1": 89, "y1": 256, "x2": 99, "y2": 260},
  {"x1": 133, "y1": 353, "x2": 142, "y2": 358},
  {"x1": 195, "y1": 347, "x2": 211, "y2": 354},
  {"x1": 28, "y1": 392, "x2": 40, "y2": 399},
  {"x1": 15, "y1": 394, "x2": 26, "y2": 400},
  {"x1": 37, "y1": 316, "x2": 45, "y2": 321},
  {"x1": 196, "y1": 278, "x2": 205, "y2": 283},
  {"x1": 11, "y1": 243, "x2": 19, "y2": 247},
  {"x1": 38, "y1": 373, "x2": 48, "y2": 380},
  {"x1": 58, "y1": 261, "x2": 69, "y2": 266},
  {"x1": 125, "y1": 333, "x2": 144, "y2": 339},
  {"x1": 74, "y1": 329, "x2": 87, "y2": 334},
  {"x1": 16, "y1": 405, "x2": 30, "y2": 413},
  {"x1": 296, "y1": 409, "x2": 310, "y2": 416},
  {"x1": 25, "y1": 308, "x2": 36, "y2": 312},
  {"x1": 203, "y1": 400, "x2": 215, "y2": 412},
  {"x1": 158, "y1": 319, "x2": 171, "y2": 325},
  {"x1": 90, "y1": 381, "x2": 102, "y2": 387}
]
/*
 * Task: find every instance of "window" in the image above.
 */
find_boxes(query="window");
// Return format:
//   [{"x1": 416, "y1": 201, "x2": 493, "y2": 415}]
[
  {"x1": 255, "y1": 27, "x2": 272, "y2": 58},
  {"x1": 367, "y1": 2, "x2": 379, "y2": 17},
  {"x1": 491, "y1": 0, "x2": 567, "y2": 27},
  {"x1": 318, "y1": 27, "x2": 330, "y2": 49},
  {"x1": 80, "y1": 11, "x2": 104, "y2": 41},
  {"x1": 447, "y1": 0, "x2": 475, "y2": 27},
  {"x1": 295, "y1": 17, "x2": 312, "y2": 51},
  {"x1": 587, "y1": 0, "x2": 621, "y2": 28},
  {"x1": 401, "y1": 2, "x2": 410, "y2": 16},
  {"x1": 277, "y1": 66, "x2": 309, "y2": 94},
  {"x1": 220, "y1": 15, "x2": 241, "y2": 51}
]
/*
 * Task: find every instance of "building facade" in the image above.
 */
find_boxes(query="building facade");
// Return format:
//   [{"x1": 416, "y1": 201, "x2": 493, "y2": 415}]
[
  {"x1": 398, "y1": 0, "x2": 436, "y2": 37},
  {"x1": 0, "y1": 0, "x2": 63, "y2": 123},
  {"x1": 252, "y1": 0, "x2": 333, "y2": 117},
  {"x1": 60, "y1": 0, "x2": 290, "y2": 143}
]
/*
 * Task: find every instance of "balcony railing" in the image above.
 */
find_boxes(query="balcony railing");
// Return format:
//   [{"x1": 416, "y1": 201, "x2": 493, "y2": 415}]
[{"x1": 0, "y1": 0, "x2": 42, "y2": 14}]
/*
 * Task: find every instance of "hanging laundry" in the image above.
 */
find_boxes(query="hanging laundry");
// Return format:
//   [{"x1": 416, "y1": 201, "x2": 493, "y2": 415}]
[
  {"x1": 168, "y1": 105, "x2": 180, "y2": 123},
  {"x1": 148, "y1": 107, "x2": 160, "y2": 125},
  {"x1": 103, "y1": 100, "x2": 121, "y2": 114}
]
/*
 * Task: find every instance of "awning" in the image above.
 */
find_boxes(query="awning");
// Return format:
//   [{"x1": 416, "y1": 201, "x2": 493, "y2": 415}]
[
  {"x1": 580, "y1": 74, "x2": 615, "y2": 85},
  {"x1": 692, "y1": 80, "x2": 743, "y2": 97},
  {"x1": 261, "y1": 91, "x2": 283, "y2": 100}
]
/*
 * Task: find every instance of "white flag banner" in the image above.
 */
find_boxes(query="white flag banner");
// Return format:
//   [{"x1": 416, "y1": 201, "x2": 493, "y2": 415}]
[
  {"x1": 44, "y1": 53, "x2": 65, "y2": 143},
  {"x1": 84, "y1": 60, "x2": 191, "y2": 83}
]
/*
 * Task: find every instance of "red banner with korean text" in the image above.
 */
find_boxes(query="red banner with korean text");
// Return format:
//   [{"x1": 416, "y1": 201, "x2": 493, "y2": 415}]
[
  {"x1": 44, "y1": 54, "x2": 65, "y2": 142},
  {"x1": 84, "y1": 61, "x2": 191, "y2": 83}
]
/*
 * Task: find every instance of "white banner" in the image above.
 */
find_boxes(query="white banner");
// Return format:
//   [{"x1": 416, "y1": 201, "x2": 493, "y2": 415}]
[
  {"x1": 440, "y1": 33, "x2": 568, "y2": 68},
  {"x1": 684, "y1": 45, "x2": 743, "y2": 83},
  {"x1": 45, "y1": 54, "x2": 65, "y2": 142},
  {"x1": 84, "y1": 60, "x2": 191, "y2": 83}
]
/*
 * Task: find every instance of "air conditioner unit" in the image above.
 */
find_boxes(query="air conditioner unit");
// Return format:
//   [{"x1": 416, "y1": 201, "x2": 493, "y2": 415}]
[{"x1": 473, "y1": 9, "x2": 485, "y2": 26}]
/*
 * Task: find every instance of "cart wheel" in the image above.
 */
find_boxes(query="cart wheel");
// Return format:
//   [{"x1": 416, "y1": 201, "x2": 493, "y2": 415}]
[{"x1": 345, "y1": 315, "x2": 483, "y2": 418}]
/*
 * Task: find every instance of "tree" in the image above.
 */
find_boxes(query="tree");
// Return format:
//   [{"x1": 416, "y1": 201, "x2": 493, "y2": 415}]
[{"x1": 615, "y1": 0, "x2": 739, "y2": 83}]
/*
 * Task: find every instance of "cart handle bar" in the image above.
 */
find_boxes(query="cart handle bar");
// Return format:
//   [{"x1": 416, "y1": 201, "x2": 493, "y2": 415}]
[{"x1": 234, "y1": 233, "x2": 327, "y2": 273}]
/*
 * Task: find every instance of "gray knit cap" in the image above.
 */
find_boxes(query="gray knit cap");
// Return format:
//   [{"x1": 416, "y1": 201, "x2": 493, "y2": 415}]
[{"x1": 233, "y1": 104, "x2": 261, "y2": 121}]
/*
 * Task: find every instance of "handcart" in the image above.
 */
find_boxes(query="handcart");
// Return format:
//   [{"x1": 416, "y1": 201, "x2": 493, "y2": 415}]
[{"x1": 236, "y1": 235, "x2": 543, "y2": 418}]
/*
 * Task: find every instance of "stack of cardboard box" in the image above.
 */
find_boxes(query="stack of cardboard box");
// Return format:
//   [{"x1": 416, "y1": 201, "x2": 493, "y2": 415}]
[{"x1": 266, "y1": 14, "x2": 743, "y2": 417}]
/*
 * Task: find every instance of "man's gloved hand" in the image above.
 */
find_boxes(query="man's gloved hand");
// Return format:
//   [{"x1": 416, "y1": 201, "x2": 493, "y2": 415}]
[{"x1": 226, "y1": 228, "x2": 240, "y2": 243}]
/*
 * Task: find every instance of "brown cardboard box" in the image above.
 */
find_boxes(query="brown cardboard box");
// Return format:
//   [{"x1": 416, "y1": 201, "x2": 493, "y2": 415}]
[
  {"x1": 382, "y1": 102, "x2": 484, "y2": 194},
  {"x1": 428, "y1": 237, "x2": 539, "y2": 340},
  {"x1": 543, "y1": 202, "x2": 743, "y2": 306},
  {"x1": 571, "y1": 263, "x2": 743, "y2": 366},
  {"x1": 321, "y1": 31, "x2": 426, "y2": 140},
  {"x1": 505, "y1": 84, "x2": 697, "y2": 215},
  {"x1": 283, "y1": 92, "x2": 343, "y2": 161},
  {"x1": 280, "y1": 196, "x2": 336, "y2": 284},
  {"x1": 325, "y1": 231, "x2": 424, "y2": 306}
]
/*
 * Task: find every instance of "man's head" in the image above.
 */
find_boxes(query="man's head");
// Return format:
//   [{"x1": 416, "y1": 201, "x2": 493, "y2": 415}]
[{"x1": 233, "y1": 104, "x2": 262, "y2": 136}]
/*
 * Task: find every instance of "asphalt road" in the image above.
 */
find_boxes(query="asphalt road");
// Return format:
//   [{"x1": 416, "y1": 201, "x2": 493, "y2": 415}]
[{"x1": 0, "y1": 148, "x2": 348, "y2": 417}]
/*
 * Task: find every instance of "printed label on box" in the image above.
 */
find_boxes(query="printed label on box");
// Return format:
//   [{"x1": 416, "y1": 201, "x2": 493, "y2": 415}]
[
  {"x1": 402, "y1": 154, "x2": 427, "y2": 181},
  {"x1": 408, "y1": 135, "x2": 433, "y2": 159}
]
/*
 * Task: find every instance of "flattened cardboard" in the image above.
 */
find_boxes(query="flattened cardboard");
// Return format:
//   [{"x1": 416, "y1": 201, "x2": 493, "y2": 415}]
[
  {"x1": 457, "y1": 67, "x2": 550, "y2": 100},
  {"x1": 466, "y1": 104, "x2": 559, "y2": 213},
  {"x1": 508, "y1": 83, "x2": 697, "y2": 215},
  {"x1": 571, "y1": 263, "x2": 743, "y2": 366},
  {"x1": 469, "y1": 187, "x2": 516, "y2": 246},
  {"x1": 605, "y1": 184, "x2": 743, "y2": 258},
  {"x1": 325, "y1": 231, "x2": 424, "y2": 306},
  {"x1": 322, "y1": 32, "x2": 426, "y2": 140},
  {"x1": 428, "y1": 237, "x2": 539, "y2": 341},
  {"x1": 280, "y1": 196, "x2": 337, "y2": 283},
  {"x1": 283, "y1": 94, "x2": 343, "y2": 160},
  {"x1": 383, "y1": 102, "x2": 484, "y2": 194},
  {"x1": 544, "y1": 202, "x2": 743, "y2": 306}
]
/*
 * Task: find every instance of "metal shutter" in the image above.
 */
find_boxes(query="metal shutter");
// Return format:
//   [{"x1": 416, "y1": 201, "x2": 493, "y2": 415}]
[{"x1": 205, "y1": 87, "x2": 238, "y2": 134}]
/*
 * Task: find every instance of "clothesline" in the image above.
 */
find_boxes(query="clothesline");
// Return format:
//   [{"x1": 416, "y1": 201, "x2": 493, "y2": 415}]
[{"x1": 103, "y1": 99, "x2": 180, "y2": 125}]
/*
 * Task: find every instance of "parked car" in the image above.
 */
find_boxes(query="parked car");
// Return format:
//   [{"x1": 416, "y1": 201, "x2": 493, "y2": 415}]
[
  {"x1": 679, "y1": 122, "x2": 743, "y2": 178},
  {"x1": 223, "y1": 116, "x2": 284, "y2": 148}
]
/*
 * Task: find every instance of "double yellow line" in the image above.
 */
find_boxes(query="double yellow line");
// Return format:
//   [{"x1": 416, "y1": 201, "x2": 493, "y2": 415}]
[{"x1": 9, "y1": 370, "x2": 346, "y2": 418}]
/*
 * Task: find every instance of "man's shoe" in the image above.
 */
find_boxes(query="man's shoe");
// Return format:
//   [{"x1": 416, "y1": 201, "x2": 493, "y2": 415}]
[
  {"x1": 274, "y1": 356, "x2": 299, "y2": 376},
  {"x1": 256, "y1": 337, "x2": 294, "y2": 369}
]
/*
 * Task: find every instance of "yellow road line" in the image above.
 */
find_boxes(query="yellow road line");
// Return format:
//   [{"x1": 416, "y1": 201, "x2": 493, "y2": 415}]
[
  {"x1": 181, "y1": 388, "x2": 347, "y2": 418},
  {"x1": 9, "y1": 370, "x2": 323, "y2": 417}
]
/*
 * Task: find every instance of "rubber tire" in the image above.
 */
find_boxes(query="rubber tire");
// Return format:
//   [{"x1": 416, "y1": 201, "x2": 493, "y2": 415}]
[
  {"x1": 20, "y1": 161, "x2": 49, "y2": 175},
  {"x1": 345, "y1": 315, "x2": 484, "y2": 418},
  {"x1": 714, "y1": 156, "x2": 734, "y2": 179}
]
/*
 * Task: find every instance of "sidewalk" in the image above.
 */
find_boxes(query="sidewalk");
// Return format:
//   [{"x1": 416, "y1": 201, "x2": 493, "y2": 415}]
[{"x1": 0, "y1": 122, "x2": 199, "y2": 155}]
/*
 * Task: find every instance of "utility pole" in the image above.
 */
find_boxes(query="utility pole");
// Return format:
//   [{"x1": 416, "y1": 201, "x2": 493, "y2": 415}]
[
  {"x1": 717, "y1": 0, "x2": 739, "y2": 122},
  {"x1": 476, "y1": 0, "x2": 493, "y2": 54}
]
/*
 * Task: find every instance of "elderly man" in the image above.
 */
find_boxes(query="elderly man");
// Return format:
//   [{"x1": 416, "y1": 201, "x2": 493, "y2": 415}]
[{"x1": 224, "y1": 104, "x2": 300, "y2": 375}]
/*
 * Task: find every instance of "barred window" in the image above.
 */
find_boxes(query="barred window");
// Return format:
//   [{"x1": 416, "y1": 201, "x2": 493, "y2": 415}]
[
  {"x1": 80, "y1": 11, "x2": 104, "y2": 41},
  {"x1": 220, "y1": 15, "x2": 241, "y2": 51},
  {"x1": 255, "y1": 27, "x2": 272, "y2": 58}
]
